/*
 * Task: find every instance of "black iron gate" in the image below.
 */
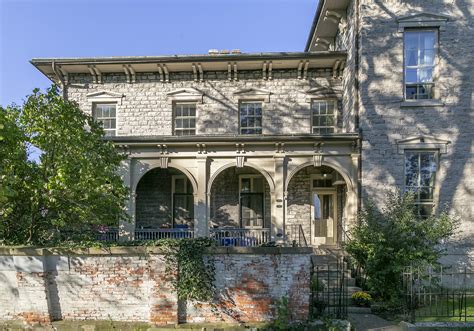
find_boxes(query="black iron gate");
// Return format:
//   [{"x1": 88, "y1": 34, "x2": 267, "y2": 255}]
[{"x1": 311, "y1": 255, "x2": 348, "y2": 319}]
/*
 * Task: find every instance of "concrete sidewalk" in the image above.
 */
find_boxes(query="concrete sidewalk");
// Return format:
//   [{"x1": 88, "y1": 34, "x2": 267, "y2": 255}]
[{"x1": 348, "y1": 313, "x2": 400, "y2": 331}]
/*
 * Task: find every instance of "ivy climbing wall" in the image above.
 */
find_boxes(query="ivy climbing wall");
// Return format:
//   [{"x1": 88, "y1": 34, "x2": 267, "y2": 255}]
[{"x1": 0, "y1": 247, "x2": 311, "y2": 326}]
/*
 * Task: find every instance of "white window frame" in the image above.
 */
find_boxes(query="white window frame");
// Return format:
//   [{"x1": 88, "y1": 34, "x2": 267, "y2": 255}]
[
  {"x1": 403, "y1": 29, "x2": 438, "y2": 101},
  {"x1": 239, "y1": 101, "x2": 263, "y2": 135},
  {"x1": 173, "y1": 102, "x2": 197, "y2": 136},
  {"x1": 311, "y1": 99, "x2": 337, "y2": 134},
  {"x1": 403, "y1": 150, "x2": 439, "y2": 216},
  {"x1": 92, "y1": 103, "x2": 117, "y2": 137}
]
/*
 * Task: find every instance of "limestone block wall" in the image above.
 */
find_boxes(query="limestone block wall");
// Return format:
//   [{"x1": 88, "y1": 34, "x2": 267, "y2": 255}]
[
  {"x1": 210, "y1": 166, "x2": 271, "y2": 229},
  {"x1": 135, "y1": 168, "x2": 193, "y2": 229},
  {"x1": 0, "y1": 247, "x2": 311, "y2": 325},
  {"x1": 355, "y1": 0, "x2": 474, "y2": 262},
  {"x1": 66, "y1": 69, "x2": 348, "y2": 136}
]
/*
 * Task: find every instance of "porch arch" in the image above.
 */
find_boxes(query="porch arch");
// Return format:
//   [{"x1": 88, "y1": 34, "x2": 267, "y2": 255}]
[
  {"x1": 207, "y1": 162, "x2": 275, "y2": 195},
  {"x1": 132, "y1": 161, "x2": 198, "y2": 194},
  {"x1": 285, "y1": 160, "x2": 355, "y2": 194}
]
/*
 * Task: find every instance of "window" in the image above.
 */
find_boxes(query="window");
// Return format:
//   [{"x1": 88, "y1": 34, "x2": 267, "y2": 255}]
[
  {"x1": 93, "y1": 103, "x2": 116, "y2": 136},
  {"x1": 174, "y1": 103, "x2": 196, "y2": 136},
  {"x1": 239, "y1": 102, "x2": 262, "y2": 134},
  {"x1": 311, "y1": 100, "x2": 336, "y2": 134},
  {"x1": 172, "y1": 176, "x2": 193, "y2": 227},
  {"x1": 405, "y1": 151, "x2": 437, "y2": 217},
  {"x1": 239, "y1": 176, "x2": 264, "y2": 229},
  {"x1": 404, "y1": 30, "x2": 437, "y2": 100}
]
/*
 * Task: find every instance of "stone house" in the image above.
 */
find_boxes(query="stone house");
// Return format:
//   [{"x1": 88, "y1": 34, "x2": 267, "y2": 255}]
[{"x1": 31, "y1": 0, "x2": 473, "y2": 263}]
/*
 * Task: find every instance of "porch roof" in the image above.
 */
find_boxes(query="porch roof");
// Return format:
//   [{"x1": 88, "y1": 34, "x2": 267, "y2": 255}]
[{"x1": 108, "y1": 133, "x2": 360, "y2": 146}]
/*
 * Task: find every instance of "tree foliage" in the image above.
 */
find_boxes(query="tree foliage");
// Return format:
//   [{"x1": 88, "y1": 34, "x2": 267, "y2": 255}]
[
  {"x1": 0, "y1": 86, "x2": 128, "y2": 245},
  {"x1": 345, "y1": 191, "x2": 458, "y2": 303}
]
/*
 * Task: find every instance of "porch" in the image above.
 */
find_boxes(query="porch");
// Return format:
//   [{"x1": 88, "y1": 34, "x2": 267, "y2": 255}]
[{"x1": 103, "y1": 150, "x2": 356, "y2": 247}]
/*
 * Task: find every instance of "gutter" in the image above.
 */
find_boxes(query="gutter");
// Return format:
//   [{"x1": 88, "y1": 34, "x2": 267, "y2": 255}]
[
  {"x1": 30, "y1": 51, "x2": 347, "y2": 66},
  {"x1": 304, "y1": 0, "x2": 325, "y2": 52}
]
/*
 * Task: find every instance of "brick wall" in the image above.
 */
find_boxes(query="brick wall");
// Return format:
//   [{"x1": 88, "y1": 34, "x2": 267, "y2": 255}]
[{"x1": 0, "y1": 247, "x2": 311, "y2": 325}]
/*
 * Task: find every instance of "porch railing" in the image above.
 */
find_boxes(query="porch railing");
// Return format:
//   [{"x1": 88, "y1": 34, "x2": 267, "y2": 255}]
[
  {"x1": 209, "y1": 228, "x2": 270, "y2": 247},
  {"x1": 96, "y1": 228, "x2": 119, "y2": 242},
  {"x1": 134, "y1": 228, "x2": 195, "y2": 240}
]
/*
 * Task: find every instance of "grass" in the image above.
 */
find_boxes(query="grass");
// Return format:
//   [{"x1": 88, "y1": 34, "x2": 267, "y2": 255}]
[{"x1": 415, "y1": 296, "x2": 474, "y2": 322}]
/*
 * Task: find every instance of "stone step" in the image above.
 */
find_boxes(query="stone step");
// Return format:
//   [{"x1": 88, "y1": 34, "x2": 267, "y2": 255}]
[
  {"x1": 317, "y1": 277, "x2": 356, "y2": 287},
  {"x1": 347, "y1": 306, "x2": 372, "y2": 314}
]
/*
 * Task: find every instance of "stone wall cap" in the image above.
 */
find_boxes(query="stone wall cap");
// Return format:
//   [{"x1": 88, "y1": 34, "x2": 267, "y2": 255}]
[{"x1": 0, "y1": 245, "x2": 313, "y2": 256}]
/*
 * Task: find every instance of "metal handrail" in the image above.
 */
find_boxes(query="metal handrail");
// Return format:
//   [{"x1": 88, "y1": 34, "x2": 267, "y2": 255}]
[{"x1": 134, "y1": 228, "x2": 195, "y2": 240}]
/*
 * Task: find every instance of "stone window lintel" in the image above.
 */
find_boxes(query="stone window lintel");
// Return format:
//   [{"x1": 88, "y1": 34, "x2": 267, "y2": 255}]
[{"x1": 397, "y1": 13, "x2": 450, "y2": 32}]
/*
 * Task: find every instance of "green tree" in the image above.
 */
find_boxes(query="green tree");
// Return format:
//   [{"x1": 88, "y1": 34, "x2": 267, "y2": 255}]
[
  {"x1": 345, "y1": 191, "x2": 458, "y2": 303},
  {"x1": 0, "y1": 86, "x2": 128, "y2": 245}
]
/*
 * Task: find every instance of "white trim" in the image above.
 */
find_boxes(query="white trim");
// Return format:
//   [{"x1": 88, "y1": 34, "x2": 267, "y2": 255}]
[
  {"x1": 310, "y1": 99, "x2": 337, "y2": 134},
  {"x1": 173, "y1": 102, "x2": 197, "y2": 136},
  {"x1": 233, "y1": 88, "x2": 271, "y2": 103},
  {"x1": 396, "y1": 135, "x2": 450, "y2": 154},
  {"x1": 92, "y1": 102, "x2": 118, "y2": 137},
  {"x1": 167, "y1": 88, "x2": 203, "y2": 104},
  {"x1": 397, "y1": 13, "x2": 450, "y2": 32}
]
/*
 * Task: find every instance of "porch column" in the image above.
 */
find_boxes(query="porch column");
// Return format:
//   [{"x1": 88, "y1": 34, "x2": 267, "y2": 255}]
[
  {"x1": 346, "y1": 153, "x2": 360, "y2": 232},
  {"x1": 194, "y1": 157, "x2": 208, "y2": 237},
  {"x1": 119, "y1": 157, "x2": 135, "y2": 241},
  {"x1": 272, "y1": 155, "x2": 286, "y2": 243}
]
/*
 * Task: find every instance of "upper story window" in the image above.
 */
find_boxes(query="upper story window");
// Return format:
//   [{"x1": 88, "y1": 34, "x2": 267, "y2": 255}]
[
  {"x1": 404, "y1": 151, "x2": 437, "y2": 217},
  {"x1": 174, "y1": 103, "x2": 196, "y2": 136},
  {"x1": 404, "y1": 30, "x2": 437, "y2": 100},
  {"x1": 93, "y1": 103, "x2": 116, "y2": 137},
  {"x1": 311, "y1": 100, "x2": 336, "y2": 134},
  {"x1": 239, "y1": 102, "x2": 262, "y2": 135}
]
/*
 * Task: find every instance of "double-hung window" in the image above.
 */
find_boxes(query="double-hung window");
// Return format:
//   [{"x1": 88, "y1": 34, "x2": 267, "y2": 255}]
[
  {"x1": 311, "y1": 100, "x2": 336, "y2": 134},
  {"x1": 174, "y1": 103, "x2": 196, "y2": 136},
  {"x1": 239, "y1": 102, "x2": 262, "y2": 135},
  {"x1": 404, "y1": 30, "x2": 437, "y2": 100},
  {"x1": 239, "y1": 176, "x2": 264, "y2": 229},
  {"x1": 404, "y1": 151, "x2": 437, "y2": 217},
  {"x1": 93, "y1": 103, "x2": 116, "y2": 137}
]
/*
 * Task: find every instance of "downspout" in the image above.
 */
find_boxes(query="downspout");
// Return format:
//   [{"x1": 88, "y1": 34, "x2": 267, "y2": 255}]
[
  {"x1": 354, "y1": 0, "x2": 362, "y2": 215},
  {"x1": 52, "y1": 60, "x2": 67, "y2": 100}
]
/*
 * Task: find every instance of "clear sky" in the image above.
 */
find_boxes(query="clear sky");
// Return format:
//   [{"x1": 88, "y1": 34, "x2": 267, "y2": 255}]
[{"x1": 0, "y1": 0, "x2": 318, "y2": 107}]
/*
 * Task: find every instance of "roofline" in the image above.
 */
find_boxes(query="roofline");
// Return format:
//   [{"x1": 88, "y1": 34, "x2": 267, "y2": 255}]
[
  {"x1": 108, "y1": 133, "x2": 360, "y2": 145},
  {"x1": 304, "y1": 0, "x2": 325, "y2": 52},
  {"x1": 30, "y1": 50, "x2": 346, "y2": 66}
]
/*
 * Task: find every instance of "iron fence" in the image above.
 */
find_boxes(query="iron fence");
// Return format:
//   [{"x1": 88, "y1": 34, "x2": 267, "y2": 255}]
[
  {"x1": 312, "y1": 255, "x2": 349, "y2": 319},
  {"x1": 403, "y1": 265, "x2": 474, "y2": 322}
]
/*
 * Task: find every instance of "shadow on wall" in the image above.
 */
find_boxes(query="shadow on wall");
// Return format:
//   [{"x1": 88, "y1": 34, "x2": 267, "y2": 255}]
[{"x1": 358, "y1": 1, "x2": 472, "y2": 250}]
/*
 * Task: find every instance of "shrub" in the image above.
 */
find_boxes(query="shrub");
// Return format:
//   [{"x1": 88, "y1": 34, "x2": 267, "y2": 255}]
[
  {"x1": 345, "y1": 191, "x2": 458, "y2": 304},
  {"x1": 351, "y1": 291, "x2": 372, "y2": 307}
]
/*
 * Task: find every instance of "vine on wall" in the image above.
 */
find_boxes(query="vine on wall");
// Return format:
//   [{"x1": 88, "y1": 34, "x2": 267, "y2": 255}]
[{"x1": 158, "y1": 237, "x2": 216, "y2": 302}]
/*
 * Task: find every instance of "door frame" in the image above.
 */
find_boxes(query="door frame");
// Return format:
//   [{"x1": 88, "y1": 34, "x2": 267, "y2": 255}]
[{"x1": 310, "y1": 172, "x2": 338, "y2": 246}]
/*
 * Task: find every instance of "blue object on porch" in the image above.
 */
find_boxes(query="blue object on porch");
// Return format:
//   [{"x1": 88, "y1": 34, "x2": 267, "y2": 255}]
[{"x1": 220, "y1": 236, "x2": 257, "y2": 247}]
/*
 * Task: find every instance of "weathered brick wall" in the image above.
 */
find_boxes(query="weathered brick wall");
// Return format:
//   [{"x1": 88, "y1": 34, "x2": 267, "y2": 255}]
[
  {"x1": 0, "y1": 247, "x2": 311, "y2": 325},
  {"x1": 210, "y1": 166, "x2": 271, "y2": 228},
  {"x1": 66, "y1": 70, "x2": 347, "y2": 136}
]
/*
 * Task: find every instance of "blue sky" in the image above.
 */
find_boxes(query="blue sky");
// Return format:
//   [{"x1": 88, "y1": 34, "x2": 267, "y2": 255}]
[{"x1": 0, "y1": 0, "x2": 318, "y2": 107}]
